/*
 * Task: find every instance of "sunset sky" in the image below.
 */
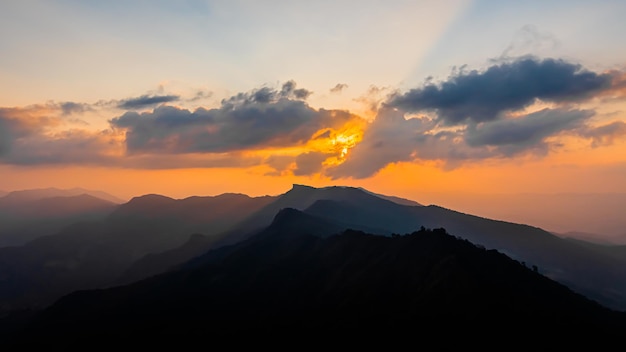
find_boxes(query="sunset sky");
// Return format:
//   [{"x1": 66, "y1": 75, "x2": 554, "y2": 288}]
[{"x1": 1, "y1": 0, "x2": 626, "y2": 205}]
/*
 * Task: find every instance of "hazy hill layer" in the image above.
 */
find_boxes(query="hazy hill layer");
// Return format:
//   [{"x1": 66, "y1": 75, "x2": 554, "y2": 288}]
[{"x1": 0, "y1": 192, "x2": 119, "y2": 247}]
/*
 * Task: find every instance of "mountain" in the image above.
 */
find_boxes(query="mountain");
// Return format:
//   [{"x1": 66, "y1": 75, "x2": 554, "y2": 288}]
[
  {"x1": 9, "y1": 208, "x2": 626, "y2": 348},
  {"x1": 304, "y1": 197, "x2": 626, "y2": 312},
  {"x1": 210, "y1": 184, "x2": 421, "y2": 246},
  {"x1": 118, "y1": 206, "x2": 344, "y2": 284},
  {"x1": 0, "y1": 187, "x2": 124, "y2": 204},
  {"x1": 112, "y1": 184, "x2": 626, "y2": 312},
  {"x1": 358, "y1": 186, "x2": 422, "y2": 206},
  {"x1": 118, "y1": 184, "x2": 423, "y2": 283},
  {"x1": 555, "y1": 231, "x2": 626, "y2": 246},
  {"x1": 1, "y1": 183, "x2": 625, "y2": 323},
  {"x1": 0, "y1": 193, "x2": 119, "y2": 247},
  {"x1": 0, "y1": 192, "x2": 276, "y2": 312},
  {"x1": 418, "y1": 191, "x2": 626, "y2": 244}
]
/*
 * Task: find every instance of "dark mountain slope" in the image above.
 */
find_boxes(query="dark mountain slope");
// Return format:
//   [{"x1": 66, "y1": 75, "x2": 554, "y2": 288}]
[
  {"x1": 118, "y1": 197, "x2": 410, "y2": 284},
  {"x1": 12, "y1": 209, "x2": 626, "y2": 348},
  {"x1": 291, "y1": 191, "x2": 626, "y2": 311},
  {"x1": 114, "y1": 184, "x2": 626, "y2": 312},
  {"x1": 116, "y1": 206, "x2": 347, "y2": 285}
]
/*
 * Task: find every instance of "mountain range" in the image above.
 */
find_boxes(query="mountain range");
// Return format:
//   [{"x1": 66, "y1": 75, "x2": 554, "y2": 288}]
[
  {"x1": 0, "y1": 188, "x2": 123, "y2": 247},
  {"x1": 1, "y1": 184, "x2": 625, "y2": 346}
]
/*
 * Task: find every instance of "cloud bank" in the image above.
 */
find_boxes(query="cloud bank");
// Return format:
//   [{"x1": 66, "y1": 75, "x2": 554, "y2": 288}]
[{"x1": 1, "y1": 60, "x2": 625, "y2": 178}]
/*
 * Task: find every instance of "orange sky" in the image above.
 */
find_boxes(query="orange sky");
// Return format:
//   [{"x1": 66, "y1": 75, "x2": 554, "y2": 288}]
[{"x1": 2, "y1": 1, "x2": 626, "y2": 211}]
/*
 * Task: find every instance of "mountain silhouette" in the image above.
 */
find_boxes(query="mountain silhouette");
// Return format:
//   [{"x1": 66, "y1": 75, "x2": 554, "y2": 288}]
[
  {"x1": 0, "y1": 192, "x2": 275, "y2": 312},
  {"x1": 102, "y1": 185, "x2": 626, "y2": 311},
  {"x1": 0, "y1": 187, "x2": 124, "y2": 204},
  {"x1": 0, "y1": 193, "x2": 118, "y2": 247},
  {"x1": 1, "y1": 183, "x2": 625, "y2": 330},
  {"x1": 11, "y1": 208, "x2": 626, "y2": 348}
]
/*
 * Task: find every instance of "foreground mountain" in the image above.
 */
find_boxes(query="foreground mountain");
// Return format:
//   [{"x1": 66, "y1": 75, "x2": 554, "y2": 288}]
[{"x1": 10, "y1": 208, "x2": 626, "y2": 348}]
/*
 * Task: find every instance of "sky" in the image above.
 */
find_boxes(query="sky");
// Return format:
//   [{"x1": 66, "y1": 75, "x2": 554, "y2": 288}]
[{"x1": 1, "y1": 0, "x2": 626, "y2": 211}]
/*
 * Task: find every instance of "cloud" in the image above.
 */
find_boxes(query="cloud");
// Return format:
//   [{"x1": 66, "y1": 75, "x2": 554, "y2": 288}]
[
  {"x1": 330, "y1": 83, "x2": 348, "y2": 93},
  {"x1": 280, "y1": 80, "x2": 313, "y2": 100},
  {"x1": 353, "y1": 85, "x2": 393, "y2": 113},
  {"x1": 0, "y1": 106, "x2": 60, "y2": 156},
  {"x1": 294, "y1": 152, "x2": 329, "y2": 176},
  {"x1": 220, "y1": 80, "x2": 312, "y2": 106},
  {"x1": 4, "y1": 129, "x2": 122, "y2": 166},
  {"x1": 117, "y1": 94, "x2": 180, "y2": 110},
  {"x1": 465, "y1": 108, "x2": 593, "y2": 154},
  {"x1": 0, "y1": 105, "x2": 124, "y2": 166},
  {"x1": 59, "y1": 102, "x2": 91, "y2": 115},
  {"x1": 111, "y1": 82, "x2": 357, "y2": 155},
  {"x1": 326, "y1": 107, "x2": 432, "y2": 178},
  {"x1": 188, "y1": 90, "x2": 213, "y2": 102},
  {"x1": 326, "y1": 106, "x2": 600, "y2": 179},
  {"x1": 388, "y1": 57, "x2": 614, "y2": 125},
  {"x1": 578, "y1": 121, "x2": 626, "y2": 147},
  {"x1": 2, "y1": 64, "x2": 623, "y2": 176}
]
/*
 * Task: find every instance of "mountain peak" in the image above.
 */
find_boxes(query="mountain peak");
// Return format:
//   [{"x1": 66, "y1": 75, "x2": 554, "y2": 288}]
[{"x1": 290, "y1": 184, "x2": 316, "y2": 191}]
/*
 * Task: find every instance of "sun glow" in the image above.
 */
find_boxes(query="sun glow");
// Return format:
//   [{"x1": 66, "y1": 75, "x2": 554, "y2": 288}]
[{"x1": 321, "y1": 121, "x2": 365, "y2": 166}]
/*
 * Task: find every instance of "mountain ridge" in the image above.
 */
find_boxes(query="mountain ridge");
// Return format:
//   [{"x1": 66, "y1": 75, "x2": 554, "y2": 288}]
[{"x1": 11, "y1": 207, "x2": 626, "y2": 348}]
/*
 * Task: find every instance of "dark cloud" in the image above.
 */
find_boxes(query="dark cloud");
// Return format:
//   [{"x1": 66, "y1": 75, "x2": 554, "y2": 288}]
[
  {"x1": 280, "y1": 80, "x2": 313, "y2": 100},
  {"x1": 188, "y1": 90, "x2": 213, "y2": 102},
  {"x1": 110, "y1": 83, "x2": 357, "y2": 154},
  {"x1": 330, "y1": 83, "x2": 348, "y2": 93},
  {"x1": 389, "y1": 57, "x2": 613, "y2": 125},
  {"x1": 465, "y1": 108, "x2": 593, "y2": 154},
  {"x1": 118, "y1": 94, "x2": 180, "y2": 110},
  {"x1": 59, "y1": 102, "x2": 91, "y2": 115},
  {"x1": 220, "y1": 80, "x2": 312, "y2": 109},
  {"x1": 578, "y1": 121, "x2": 626, "y2": 147}
]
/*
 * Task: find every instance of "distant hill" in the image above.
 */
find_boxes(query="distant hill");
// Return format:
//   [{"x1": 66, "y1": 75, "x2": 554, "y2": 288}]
[
  {"x1": 0, "y1": 187, "x2": 125, "y2": 204},
  {"x1": 10, "y1": 208, "x2": 626, "y2": 348},
  {"x1": 0, "y1": 193, "x2": 119, "y2": 247},
  {"x1": 554, "y1": 231, "x2": 626, "y2": 246},
  {"x1": 417, "y1": 191, "x2": 626, "y2": 244},
  {"x1": 0, "y1": 192, "x2": 276, "y2": 311}
]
